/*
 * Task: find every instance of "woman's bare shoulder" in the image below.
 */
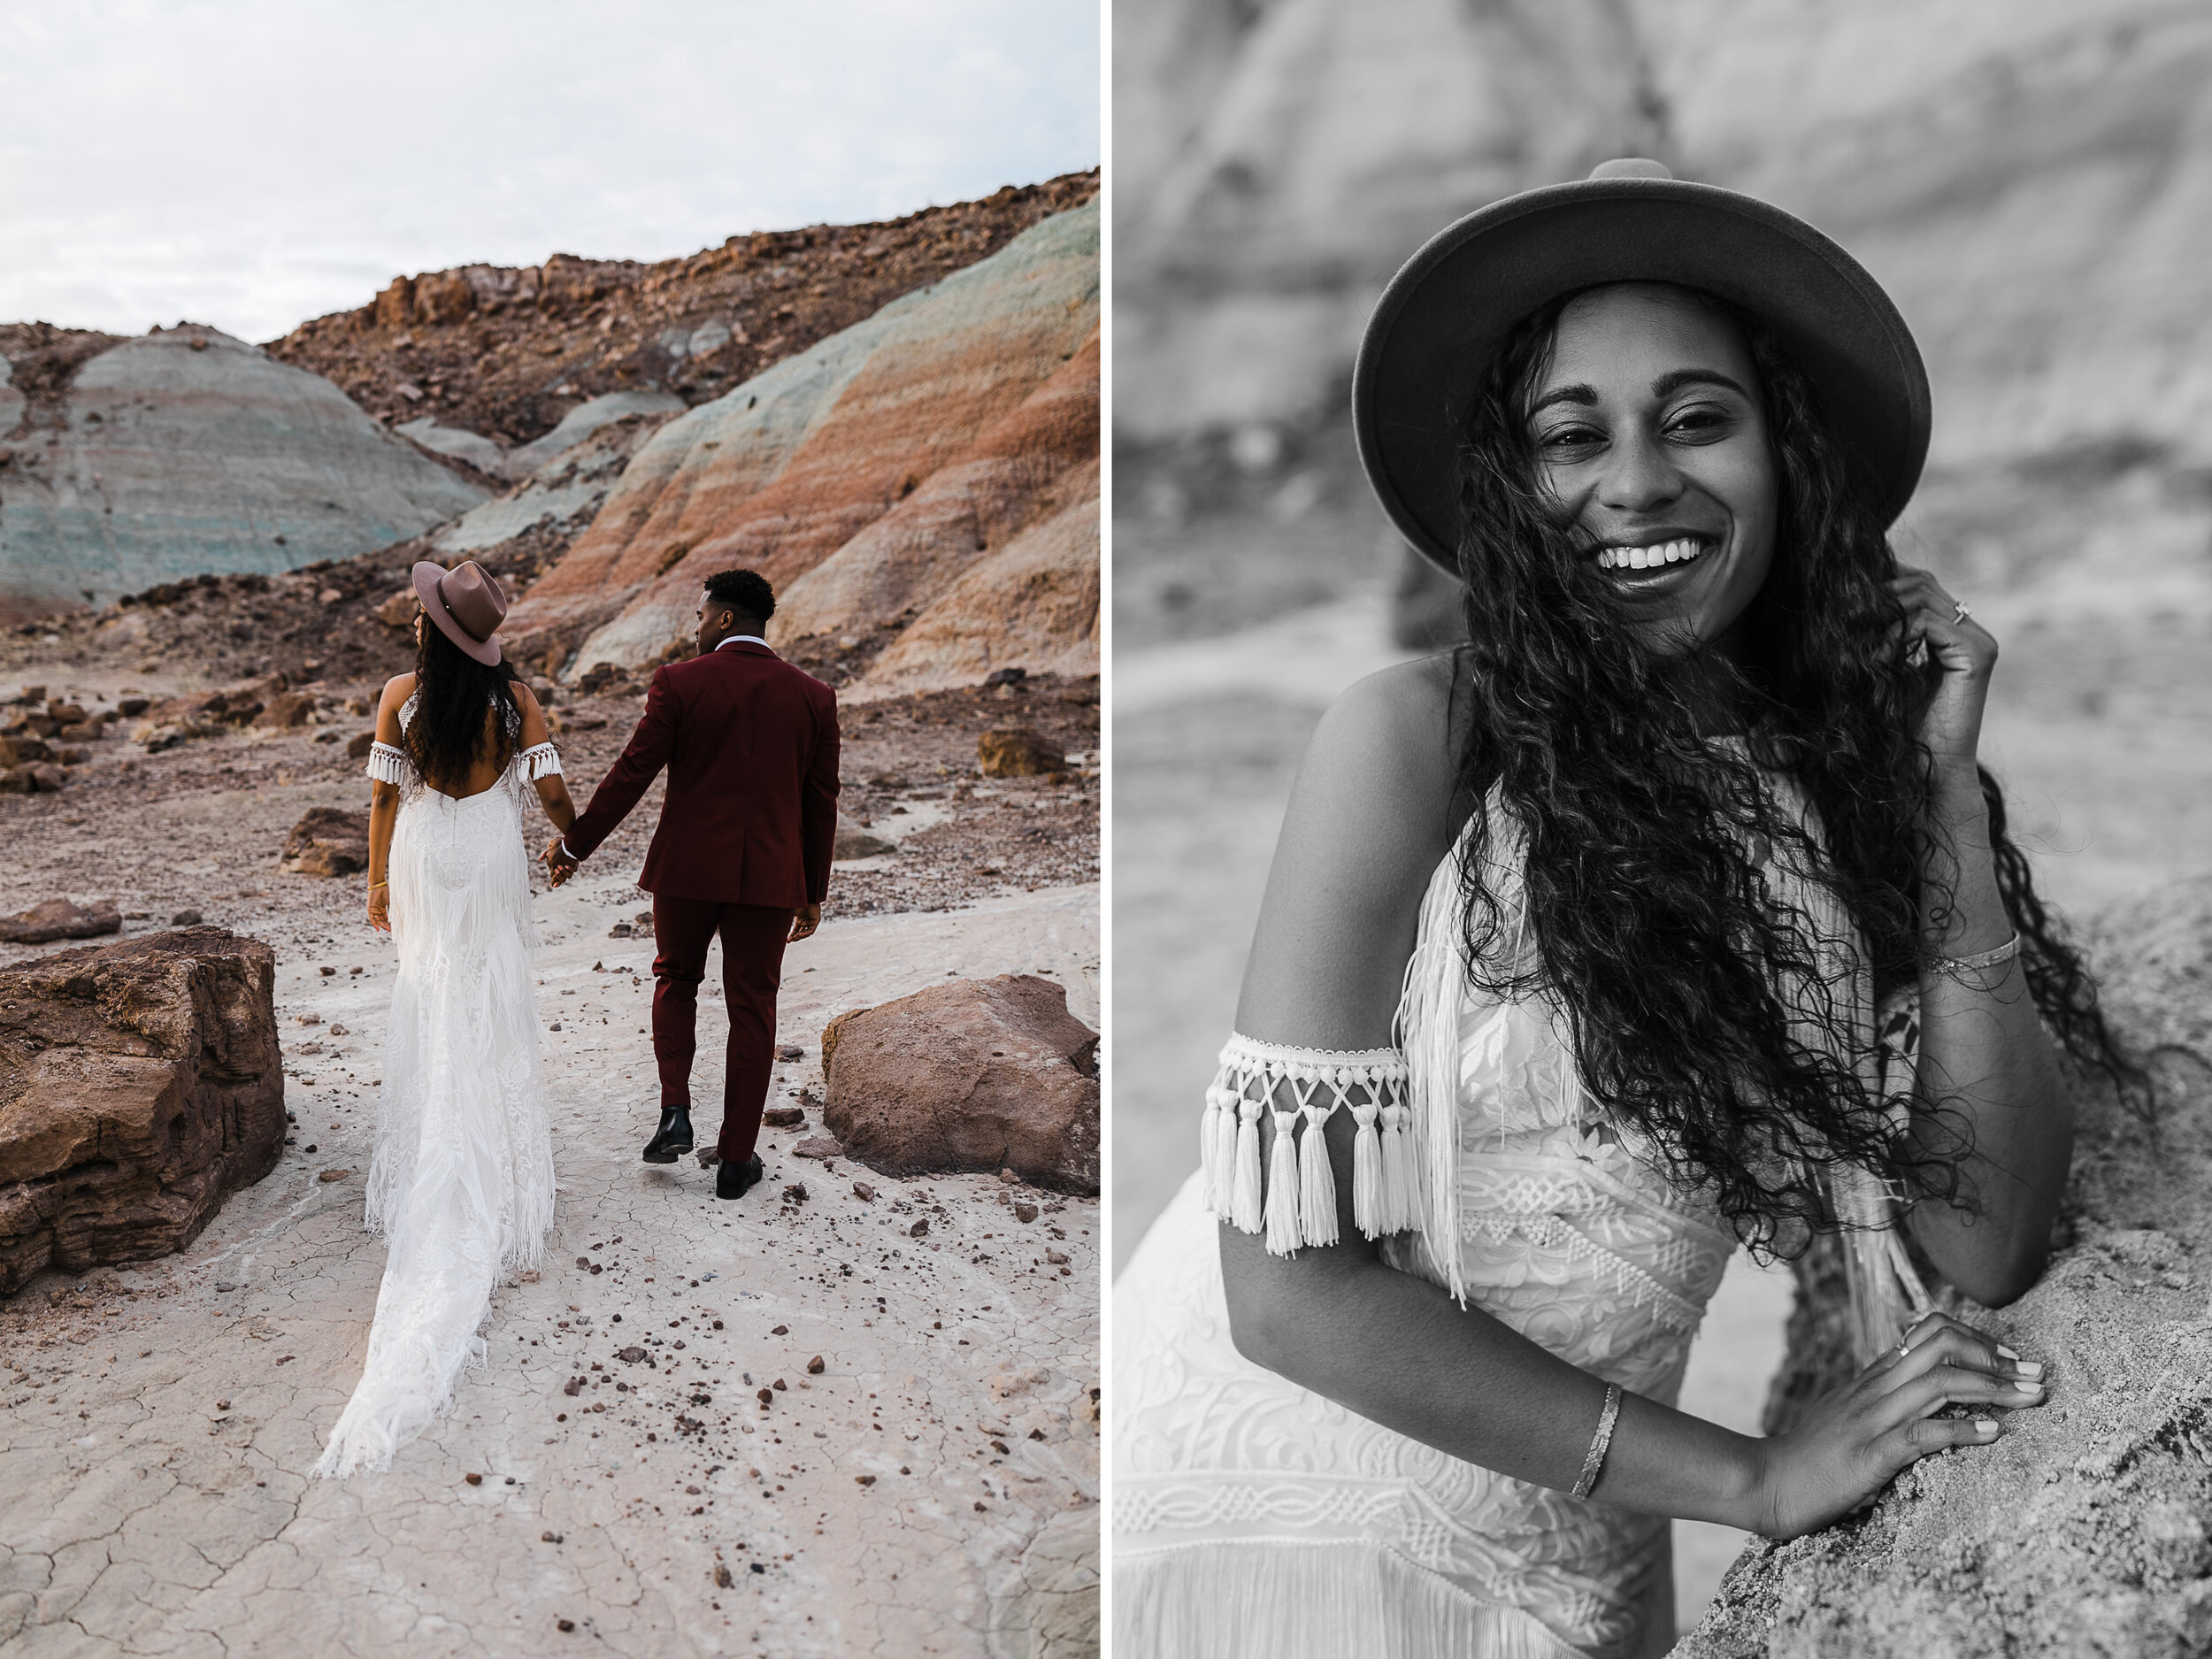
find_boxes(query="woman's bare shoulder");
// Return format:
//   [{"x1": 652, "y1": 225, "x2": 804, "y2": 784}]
[
  {"x1": 1235, "y1": 652, "x2": 1466, "y2": 1044},
  {"x1": 378, "y1": 673, "x2": 418, "y2": 709}
]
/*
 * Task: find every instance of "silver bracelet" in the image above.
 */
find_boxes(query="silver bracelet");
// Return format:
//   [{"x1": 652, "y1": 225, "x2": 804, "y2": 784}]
[
  {"x1": 1924, "y1": 931, "x2": 2021, "y2": 980},
  {"x1": 1571, "y1": 1382, "x2": 1624, "y2": 1501}
]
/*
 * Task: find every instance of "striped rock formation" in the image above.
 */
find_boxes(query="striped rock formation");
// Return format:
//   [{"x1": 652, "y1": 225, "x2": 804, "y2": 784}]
[
  {"x1": 0, "y1": 326, "x2": 484, "y2": 626},
  {"x1": 501, "y1": 202, "x2": 1099, "y2": 699}
]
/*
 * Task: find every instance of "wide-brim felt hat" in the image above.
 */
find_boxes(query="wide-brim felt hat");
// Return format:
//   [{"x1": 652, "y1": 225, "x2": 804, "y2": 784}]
[
  {"x1": 1353, "y1": 157, "x2": 1932, "y2": 575},
  {"x1": 411, "y1": 559, "x2": 507, "y2": 666}
]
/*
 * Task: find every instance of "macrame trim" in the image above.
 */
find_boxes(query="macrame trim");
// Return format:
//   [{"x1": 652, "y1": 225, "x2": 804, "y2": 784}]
[
  {"x1": 1202, "y1": 1033, "x2": 1415, "y2": 1253},
  {"x1": 365, "y1": 741, "x2": 411, "y2": 786},
  {"x1": 516, "y1": 741, "x2": 563, "y2": 781}
]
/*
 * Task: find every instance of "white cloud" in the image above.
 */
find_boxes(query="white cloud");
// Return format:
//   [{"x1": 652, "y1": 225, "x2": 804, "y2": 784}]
[{"x1": 0, "y1": 0, "x2": 1099, "y2": 342}]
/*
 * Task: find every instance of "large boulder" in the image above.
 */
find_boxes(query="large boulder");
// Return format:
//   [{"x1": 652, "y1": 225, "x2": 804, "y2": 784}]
[
  {"x1": 0, "y1": 928, "x2": 283, "y2": 1294},
  {"x1": 1680, "y1": 878, "x2": 2212, "y2": 1657},
  {"x1": 820, "y1": 974, "x2": 1100, "y2": 1194}
]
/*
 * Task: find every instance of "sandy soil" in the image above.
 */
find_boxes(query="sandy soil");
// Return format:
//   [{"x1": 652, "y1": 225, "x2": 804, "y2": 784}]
[{"x1": 0, "y1": 642, "x2": 1101, "y2": 1655}]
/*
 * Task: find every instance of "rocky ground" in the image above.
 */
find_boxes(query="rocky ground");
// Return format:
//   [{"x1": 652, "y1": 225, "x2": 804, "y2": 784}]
[
  {"x1": 0, "y1": 598, "x2": 1100, "y2": 1654},
  {"x1": 264, "y1": 173, "x2": 1099, "y2": 448}
]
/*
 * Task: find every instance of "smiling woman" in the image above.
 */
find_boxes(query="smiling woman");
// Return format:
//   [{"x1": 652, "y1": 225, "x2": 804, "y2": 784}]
[{"x1": 1112, "y1": 161, "x2": 2141, "y2": 1659}]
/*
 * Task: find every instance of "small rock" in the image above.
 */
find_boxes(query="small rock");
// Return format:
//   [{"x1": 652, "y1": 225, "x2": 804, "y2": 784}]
[
  {"x1": 618, "y1": 1347, "x2": 647, "y2": 1363},
  {"x1": 318, "y1": 1169, "x2": 350, "y2": 1182},
  {"x1": 794, "y1": 1135, "x2": 843, "y2": 1161},
  {"x1": 853, "y1": 1182, "x2": 877, "y2": 1202},
  {"x1": 806, "y1": 1355, "x2": 826, "y2": 1375},
  {"x1": 346, "y1": 731, "x2": 376, "y2": 759},
  {"x1": 910, "y1": 1219, "x2": 930, "y2": 1238},
  {"x1": 777, "y1": 1043, "x2": 804, "y2": 1062},
  {"x1": 464, "y1": 1472, "x2": 483, "y2": 1486},
  {"x1": 856, "y1": 1473, "x2": 877, "y2": 1486},
  {"x1": 715, "y1": 1563, "x2": 733, "y2": 1587},
  {"x1": 1001, "y1": 1168, "x2": 1021, "y2": 1185},
  {"x1": 557, "y1": 1617, "x2": 575, "y2": 1632},
  {"x1": 608, "y1": 922, "x2": 633, "y2": 938},
  {"x1": 541, "y1": 1531, "x2": 564, "y2": 1544},
  {"x1": 280, "y1": 808, "x2": 370, "y2": 878},
  {"x1": 782, "y1": 1183, "x2": 809, "y2": 1203},
  {"x1": 763, "y1": 1106, "x2": 806, "y2": 1129},
  {"x1": 171, "y1": 909, "x2": 204, "y2": 926},
  {"x1": 771, "y1": 1325, "x2": 788, "y2": 1335},
  {"x1": 215, "y1": 1398, "x2": 230, "y2": 1412},
  {"x1": 983, "y1": 666, "x2": 1027, "y2": 687},
  {"x1": 215, "y1": 1281, "x2": 237, "y2": 1294},
  {"x1": 977, "y1": 728, "x2": 1065, "y2": 778},
  {"x1": 757, "y1": 1388, "x2": 774, "y2": 1407},
  {"x1": 772, "y1": 1379, "x2": 787, "y2": 1392},
  {"x1": 1046, "y1": 1248, "x2": 1068, "y2": 1265},
  {"x1": 0, "y1": 897, "x2": 122, "y2": 944},
  {"x1": 1014, "y1": 1202, "x2": 1040, "y2": 1223}
]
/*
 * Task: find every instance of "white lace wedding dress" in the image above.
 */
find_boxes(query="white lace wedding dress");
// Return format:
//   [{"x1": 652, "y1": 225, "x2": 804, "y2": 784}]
[
  {"x1": 311, "y1": 695, "x2": 563, "y2": 1478},
  {"x1": 1113, "y1": 791, "x2": 1926, "y2": 1658}
]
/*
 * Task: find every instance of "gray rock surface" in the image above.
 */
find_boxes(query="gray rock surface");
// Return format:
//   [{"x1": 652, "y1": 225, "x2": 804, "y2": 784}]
[
  {"x1": 0, "y1": 326, "x2": 484, "y2": 624},
  {"x1": 1680, "y1": 878, "x2": 2212, "y2": 1657},
  {"x1": 0, "y1": 927, "x2": 281, "y2": 1294}
]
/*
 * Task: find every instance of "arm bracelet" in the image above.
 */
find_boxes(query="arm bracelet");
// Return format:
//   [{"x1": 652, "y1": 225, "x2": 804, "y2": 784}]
[
  {"x1": 1571, "y1": 1382, "x2": 1624, "y2": 1501},
  {"x1": 1923, "y1": 931, "x2": 2020, "y2": 980}
]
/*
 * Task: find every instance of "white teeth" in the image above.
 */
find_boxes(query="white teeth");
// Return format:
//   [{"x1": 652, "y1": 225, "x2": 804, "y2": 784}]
[{"x1": 1597, "y1": 537, "x2": 1706, "y2": 572}]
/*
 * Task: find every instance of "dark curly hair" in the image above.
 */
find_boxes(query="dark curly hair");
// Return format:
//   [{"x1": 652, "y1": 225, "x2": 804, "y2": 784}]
[
  {"x1": 1448, "y1": 285, "x2": 2139, "y2": 1253},
  {"x1": 703, "y1": 568, "x2": 775, "y2": 622},
  {"x1": 406, "y1": 617, "x2": 523, "y2": 791}
]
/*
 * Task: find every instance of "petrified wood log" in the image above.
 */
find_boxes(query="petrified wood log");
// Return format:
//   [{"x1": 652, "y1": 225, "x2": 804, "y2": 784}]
[{"x1": 0, "y1": 927, "x2": 282, "y2": 1294}]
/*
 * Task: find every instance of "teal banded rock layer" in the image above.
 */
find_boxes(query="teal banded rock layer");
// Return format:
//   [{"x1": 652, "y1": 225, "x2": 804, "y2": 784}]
[{"x1": 0, "y1": 326, "x2": 485, "y2": 626}]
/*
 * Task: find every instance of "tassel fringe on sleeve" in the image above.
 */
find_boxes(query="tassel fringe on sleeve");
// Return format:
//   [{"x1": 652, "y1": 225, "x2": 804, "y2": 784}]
[
  {"x1": 365, "y1": 741, "x2": 411, "y2": 786},
  {"x1": 1200, "y1": 1033, "x2": 1414, "y2": 1254},
  {"x1": 516, "y1": 741, "x2": 563, "y2": 781}
]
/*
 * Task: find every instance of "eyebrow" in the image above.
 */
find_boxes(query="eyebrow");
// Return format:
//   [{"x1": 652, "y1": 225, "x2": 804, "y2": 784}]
[{"x1": 1528, "y1": 368, "x2": 1752, "y2": 416}]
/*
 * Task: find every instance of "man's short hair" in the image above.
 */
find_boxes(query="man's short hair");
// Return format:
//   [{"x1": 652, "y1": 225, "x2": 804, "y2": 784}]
[{"x1": 703, "y1": 569, "x2": 775, "y2": 622}]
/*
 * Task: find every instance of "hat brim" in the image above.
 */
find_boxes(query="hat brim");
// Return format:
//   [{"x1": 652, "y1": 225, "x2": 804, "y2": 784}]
[
  {"x1": 411, "y1": 561, "x2": 503, "y2": 666},
  {"x1": 1353, "y1": 176, "x2": 1931, "y2": 575}
]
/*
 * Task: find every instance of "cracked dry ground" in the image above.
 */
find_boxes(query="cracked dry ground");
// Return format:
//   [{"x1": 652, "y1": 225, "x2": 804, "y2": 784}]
[{"x1": 0, "y1": 675, "x2": 1100, "y2": 1658}]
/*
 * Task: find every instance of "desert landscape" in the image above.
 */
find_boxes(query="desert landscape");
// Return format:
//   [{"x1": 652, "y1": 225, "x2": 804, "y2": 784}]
[
  {"x1": 1, "y1": 171, "x2": 1100, "y2": 1657},
  {"x1": 1112, "y1": 0, "x2": 2212, "y2": 1641}
]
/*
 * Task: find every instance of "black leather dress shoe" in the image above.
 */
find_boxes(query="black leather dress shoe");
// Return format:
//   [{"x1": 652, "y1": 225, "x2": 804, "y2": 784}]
[
  {"x1": 716, "y1": 1155, "x2": 764, "y2": 1201},
  {"x1": 642, "y1": 1105, "x2": 695, "y2": 1164}
]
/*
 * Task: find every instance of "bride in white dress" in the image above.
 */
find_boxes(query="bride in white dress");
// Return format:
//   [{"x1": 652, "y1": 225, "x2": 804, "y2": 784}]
[
  {"x1": 1112, "y1": 163, "x2": 2134, "y2": 1657},
  {"x1": 313, "y1": 558, "x2": 575, "y2": 1479}
]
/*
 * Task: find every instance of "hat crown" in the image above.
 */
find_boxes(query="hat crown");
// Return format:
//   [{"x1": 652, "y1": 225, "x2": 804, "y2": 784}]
[
  {"x1": 438, "y1": 562, "x2": 506, "y2": 641},
  {"x1": 1587, "y1": 157, "x2": 1674, "y2": 182}
]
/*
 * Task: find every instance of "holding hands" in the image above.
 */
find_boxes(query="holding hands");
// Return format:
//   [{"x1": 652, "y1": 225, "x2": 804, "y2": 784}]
[
  {"x1": 1745, "y1": 1311, "x2": 2045, "y2": 1540},
  {"x1": 543, "y1": 838, "x2": 580, "y2": 888}
]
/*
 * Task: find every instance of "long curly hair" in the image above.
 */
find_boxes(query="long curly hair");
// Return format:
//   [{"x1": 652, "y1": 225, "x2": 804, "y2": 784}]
[
  {"x1": 405, "y1": 618, "x2": 523, "y2": 790},
  {"x1": 1448, "y1": 286, "x2": 2138, "y2": 1252}
]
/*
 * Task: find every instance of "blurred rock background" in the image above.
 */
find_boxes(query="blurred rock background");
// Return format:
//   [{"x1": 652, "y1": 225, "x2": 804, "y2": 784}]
[{"x1": 1111, "y1": 0, "x2": 2212, "y2": 1634}]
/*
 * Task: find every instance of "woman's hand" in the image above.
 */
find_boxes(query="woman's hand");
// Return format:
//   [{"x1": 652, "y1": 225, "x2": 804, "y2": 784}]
[
  {"x1": 1746, "y1": 1312, "x2": 2046, "y2": 1539},
  {"x1": 1892, "y1": 565, "x2": 1998, "y2": 780},
  {"x1": 366, "y1": 883, "x2": 391, "y2": 933}
]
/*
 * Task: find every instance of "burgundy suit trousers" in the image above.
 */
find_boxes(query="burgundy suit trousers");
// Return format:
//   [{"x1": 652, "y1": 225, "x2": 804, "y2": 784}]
[{"x1": 650, "y1": 896, "x2": 793, "y2": 1164}]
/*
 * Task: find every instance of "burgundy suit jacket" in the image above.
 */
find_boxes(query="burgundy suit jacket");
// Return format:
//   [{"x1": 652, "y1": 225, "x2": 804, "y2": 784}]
[{"x1": 565, "y1": 641, "x2": 841, "y2": 907}]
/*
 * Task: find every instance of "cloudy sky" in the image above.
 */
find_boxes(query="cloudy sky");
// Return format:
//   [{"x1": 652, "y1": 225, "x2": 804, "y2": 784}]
[{"x1": 0, "y1": 0, "x2": 1099, "y2": 343}]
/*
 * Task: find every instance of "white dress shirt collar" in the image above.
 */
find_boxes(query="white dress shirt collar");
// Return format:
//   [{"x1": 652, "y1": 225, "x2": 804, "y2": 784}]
[{"x1": 715, "y1": 634, "x2": 770, "y2": 650}]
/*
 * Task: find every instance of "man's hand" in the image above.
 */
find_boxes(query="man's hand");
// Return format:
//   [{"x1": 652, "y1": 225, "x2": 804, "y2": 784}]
[
  {"x1": 543, "y1": 837, "x2": 580, "y2": 888},
  {"x1": 788, "y1": 902, "x2": 821, "y2": 942}
]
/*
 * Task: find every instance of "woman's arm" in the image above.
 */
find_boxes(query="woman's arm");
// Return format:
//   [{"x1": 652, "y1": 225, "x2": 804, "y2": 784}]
[
  {"x1": 365, "y1": 675, "x2": 412, "y2": 933},
  {"x1": 1222, "y1": 657, "x2": 2039, "y2": 1539},
  {"x1": 1891, "y1": 568, "x2": 2073, "y2": 1306},
  {"x1": 514, "y1": 686, "x2": 577, "y2": 833}
]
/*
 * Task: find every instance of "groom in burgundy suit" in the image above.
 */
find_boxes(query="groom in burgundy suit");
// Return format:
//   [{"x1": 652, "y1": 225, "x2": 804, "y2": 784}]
[{"x1": 545, "y1": 569, "x2": 840, "y2": 1201}]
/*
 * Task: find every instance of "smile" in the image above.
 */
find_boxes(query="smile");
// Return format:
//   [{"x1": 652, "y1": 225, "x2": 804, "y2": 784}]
[{"x1": 1594, "y1": 537, "x2": 1710, "y2": 572}]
